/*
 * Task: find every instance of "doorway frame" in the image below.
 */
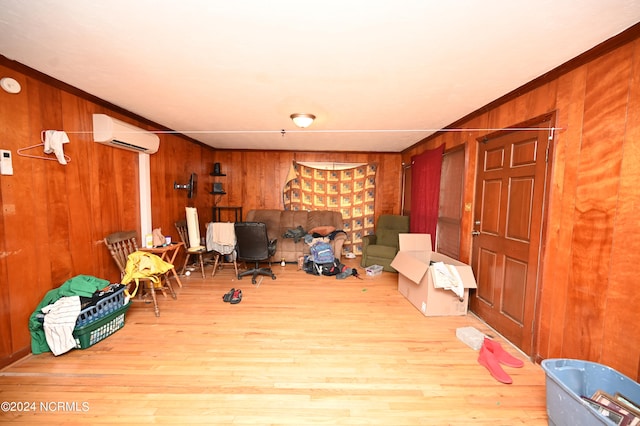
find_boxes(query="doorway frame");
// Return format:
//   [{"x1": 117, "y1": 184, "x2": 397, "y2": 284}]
[{"x1": 471, "y1": 111, "x2": 557, "y2": 358}]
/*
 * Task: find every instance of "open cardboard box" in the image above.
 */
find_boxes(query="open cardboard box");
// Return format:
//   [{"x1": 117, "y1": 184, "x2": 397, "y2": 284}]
[{"x1": 390, "y1": 234, "x2": 477, "y2": 316}]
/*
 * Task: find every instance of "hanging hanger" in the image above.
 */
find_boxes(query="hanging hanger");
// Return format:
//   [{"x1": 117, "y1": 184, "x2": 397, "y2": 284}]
[{"x1": 16, "y1": 131, "x2": 71, "y2": 163}]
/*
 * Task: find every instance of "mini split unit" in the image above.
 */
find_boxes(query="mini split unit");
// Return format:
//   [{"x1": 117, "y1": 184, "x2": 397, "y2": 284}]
[{"x1": 92, "y1": 114, "x2": 160, "y2": 154}]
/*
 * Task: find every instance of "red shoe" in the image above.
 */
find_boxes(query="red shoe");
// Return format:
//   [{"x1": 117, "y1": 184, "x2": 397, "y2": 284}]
[
  {"x1": 483, "y1": 338, "x2": 524, "y2": 368},
  {"x1": 478, "y1": 342, "x2": 512, "y2": 384}
]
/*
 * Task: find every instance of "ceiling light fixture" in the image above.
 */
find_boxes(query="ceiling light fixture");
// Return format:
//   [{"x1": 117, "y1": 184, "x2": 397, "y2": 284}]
[{"x1": 290, "y1": 113, "x2": 316, "y2": 128}]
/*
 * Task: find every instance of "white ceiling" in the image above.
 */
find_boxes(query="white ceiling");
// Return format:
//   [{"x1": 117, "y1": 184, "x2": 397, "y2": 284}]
[{"x1": 1, "y1": 1, "x2": 639, "y2": 152}]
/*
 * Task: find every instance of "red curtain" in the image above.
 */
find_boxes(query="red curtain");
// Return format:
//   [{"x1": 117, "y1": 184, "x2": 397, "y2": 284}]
[{"x1": 410, "y1": 145, "x2": 445, "y2": 249}]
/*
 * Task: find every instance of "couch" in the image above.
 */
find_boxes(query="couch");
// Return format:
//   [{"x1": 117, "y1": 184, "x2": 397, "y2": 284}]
[{"x1": 245, "y1": 209, "x2": 347, "y2": 263}]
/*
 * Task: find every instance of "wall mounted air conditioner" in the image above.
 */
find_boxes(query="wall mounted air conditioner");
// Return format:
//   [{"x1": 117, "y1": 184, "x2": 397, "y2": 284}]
[{"x1": 92, "y1": 114, "x2": 160, "y2": 154}]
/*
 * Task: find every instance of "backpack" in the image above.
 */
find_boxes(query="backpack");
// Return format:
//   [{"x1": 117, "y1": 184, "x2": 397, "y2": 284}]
[
  {"x1": 302, "y1": 256, "x2": 357, "y2": 279},
  {"x1": 302, "y1": 256, "x2": 339, "y2": 276},
  {"x1": 302, "y1": 256, "x2": 321, "y2": 275},
  {"x1": 310, "y1": 241, "x2": 334, "y2": 264},
  {"x1": 320, "y1": 258, "x2": 344, "y2": 276}
]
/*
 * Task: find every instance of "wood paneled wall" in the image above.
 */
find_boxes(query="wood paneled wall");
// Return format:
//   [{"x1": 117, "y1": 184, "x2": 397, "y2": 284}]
[
  {"x1": 207, "y1": 150, "x2": 402, "y2": 219},
  {"x1": 0, "y1": 60, "x2": 402, "y2": 368},
  {"x1": 402, "y1": 38, "x2": 640, "y2": 380},
  {"x1": 0, "y1": 61, "x2": 215, "y2": 366}
]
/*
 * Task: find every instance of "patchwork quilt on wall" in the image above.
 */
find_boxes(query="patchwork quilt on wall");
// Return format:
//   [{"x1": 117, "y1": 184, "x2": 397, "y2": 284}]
[{"x1": 283, "y1": 161, "x2": 377, "y2": 255}]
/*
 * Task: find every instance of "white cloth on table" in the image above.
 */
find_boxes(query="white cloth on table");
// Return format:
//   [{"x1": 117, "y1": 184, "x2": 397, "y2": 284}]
[
  {"x1": 206, "y1": 222, "x2": 236, "y2": 255},
  {"x1": 41, "y1": 295, "x2": 81, "y2": 355}
]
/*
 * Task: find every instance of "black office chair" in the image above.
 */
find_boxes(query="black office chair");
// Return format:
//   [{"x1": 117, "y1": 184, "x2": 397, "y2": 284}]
[{"x1": 234, "y1": 222, "x2": 277, "y2": 284}]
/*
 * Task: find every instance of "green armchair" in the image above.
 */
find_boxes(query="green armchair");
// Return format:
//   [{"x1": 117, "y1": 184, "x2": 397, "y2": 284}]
[{"x1": 360, "y1": 214, "x2": 410, "y2": 272}]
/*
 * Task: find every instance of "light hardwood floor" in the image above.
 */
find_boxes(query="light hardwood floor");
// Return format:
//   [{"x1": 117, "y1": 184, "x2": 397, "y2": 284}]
[{"x1": 0, "y1": 258, "x2": 549, "y2": 425}]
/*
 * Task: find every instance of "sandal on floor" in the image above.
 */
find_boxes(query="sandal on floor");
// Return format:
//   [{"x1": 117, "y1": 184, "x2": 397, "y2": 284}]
[
  {"x1": 230, "y1": 289, "x2": 242, "y2": 304},
  {"x1": 222, "y1": 288, "x2": 235, "y2": 302}
]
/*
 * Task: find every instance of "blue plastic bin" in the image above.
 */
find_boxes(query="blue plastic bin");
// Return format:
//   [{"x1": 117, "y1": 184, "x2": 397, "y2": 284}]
[{"x1": 541, "y1": 358, "x2": 640, "y2": 426}]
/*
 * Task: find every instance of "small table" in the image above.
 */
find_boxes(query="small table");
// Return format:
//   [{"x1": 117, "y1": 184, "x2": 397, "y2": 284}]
[
  {"x1": 140, "y1": 242, "x2": 185, "y2": 288},
  {"x1": 212, "y1": 206, "x2": 243, "y2": 222}
]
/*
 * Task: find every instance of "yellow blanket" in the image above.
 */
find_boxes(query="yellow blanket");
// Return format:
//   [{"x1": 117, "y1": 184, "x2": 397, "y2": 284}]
[{"x1": 122, "y1": 251, "x2": 174, "y2": 297}]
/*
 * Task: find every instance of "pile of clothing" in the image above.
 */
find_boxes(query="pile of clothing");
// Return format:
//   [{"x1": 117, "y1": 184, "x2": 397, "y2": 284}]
[
  {"x1": 29, "y1": 275, "x2": 123, "y2": 356},
  {"x1": 302, "y1": 235, "x2": 360, "y2": 279}
]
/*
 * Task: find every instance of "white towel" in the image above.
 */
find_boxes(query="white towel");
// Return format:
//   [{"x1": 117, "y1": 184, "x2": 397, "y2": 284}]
[
  {"x1": 213, "y1": 222, "x2": 236, "y2": 245},
  {"x1": 43, "y1": 130, "x2": 70, "y2": 165},
  {"x1": 206, "y1": 222, "x2": 236, "y2": 254},
  {"x1": 41, "y1": 296, "x2": 81, "y2": 356}
]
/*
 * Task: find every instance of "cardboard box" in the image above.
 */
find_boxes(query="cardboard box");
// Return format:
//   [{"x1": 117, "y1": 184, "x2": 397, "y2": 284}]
[{"x1": 390, "y1": 234, "x2": 477, "y2": 316}]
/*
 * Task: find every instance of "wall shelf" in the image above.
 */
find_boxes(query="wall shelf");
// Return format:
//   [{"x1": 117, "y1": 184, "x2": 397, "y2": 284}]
[{"x1": 211, "y1": 162, "x2": 226, "y2": 195}]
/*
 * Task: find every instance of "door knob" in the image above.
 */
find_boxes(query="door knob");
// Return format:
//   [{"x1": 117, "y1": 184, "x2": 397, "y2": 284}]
[{"x1": 471, "y1": 230, "x2": 480, "y2": 236}]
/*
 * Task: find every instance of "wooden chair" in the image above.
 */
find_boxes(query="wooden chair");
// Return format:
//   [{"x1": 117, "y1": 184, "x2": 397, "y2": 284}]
[
  {"x1": 207, "y1": 221, "x2": 239, "y2": 278},
  {"x1": 104, "y1": 230, "x2": 176, "y2": 317},
  {"x1": 174, "y1": 220, "x2": 207, "y2": 279}
]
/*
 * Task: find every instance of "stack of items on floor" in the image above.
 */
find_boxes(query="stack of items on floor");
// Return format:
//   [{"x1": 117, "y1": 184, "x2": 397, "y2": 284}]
[
  {"x1": 542, "y1": 358, "x2": 640, "y2": 426},
  {"x1": 29, "y1": 275, "x2": 131, "y2": 356},
  {"x1": 301, "y1": 235, "x2": 360, "y2": 279},
  {"x1": 580, "y1": 389, "x2": 640, "y2": 425}
]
